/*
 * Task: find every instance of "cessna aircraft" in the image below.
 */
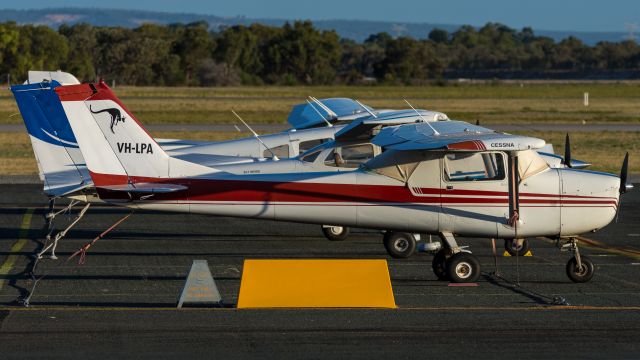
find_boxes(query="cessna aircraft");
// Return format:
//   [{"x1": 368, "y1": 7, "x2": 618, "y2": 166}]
[
  {"x1": 13, "y1": 75, "x2": 452, "y2": 257},
  {"x1": 54, "y1": 81, "x2": 632, "y2": 283},
  {"x1": 14, "y1": 74, "x2": 595, "y2": 259}
]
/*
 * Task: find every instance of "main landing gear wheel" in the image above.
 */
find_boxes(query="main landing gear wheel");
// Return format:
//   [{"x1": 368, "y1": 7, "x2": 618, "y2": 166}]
[
  {"x1": 504, "y1": 238, "x2": 530, "y2": 257},
  {"x1": 566, "y1": 256, "x2": 595, "y2": 283},
  {"x1": 383, "y1": 232, "x2": 416, "y2": 259},
  {"x1": 321, "y1": 225, "x2": 350, "y2": 241},
  {"x1": 432, "y1": 249, "x2": 452, "y2": 280},
  {"x1": 446, "y1": 252, "x2": 481, "y2": 283}
]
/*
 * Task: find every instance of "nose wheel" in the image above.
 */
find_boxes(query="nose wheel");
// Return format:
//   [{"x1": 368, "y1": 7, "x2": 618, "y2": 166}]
[
  {"x1": 563, "y1": 238, "x2": 595, "y2": 283},
  {"x1": 566, "y1": 256, "x2": 595, "y2": 283}
]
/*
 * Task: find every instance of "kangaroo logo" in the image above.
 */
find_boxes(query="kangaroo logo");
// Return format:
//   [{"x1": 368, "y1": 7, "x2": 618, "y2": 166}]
[{"x1": 90, "y1": 105, "x2": 126, "y2": 133}]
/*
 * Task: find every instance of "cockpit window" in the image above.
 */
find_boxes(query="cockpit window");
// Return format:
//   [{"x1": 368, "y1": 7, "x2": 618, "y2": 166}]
[
  {"x1": 324, "y1": 144, "x2": 375, "y2": 168},
  {"x1": 301, "y1": 150, "x2": 321, "y2": 163},
  {"x1": 299, "y1": 138, "x2": 331, "y2": 153},
  {"x1": 263, "y1": 144, "x2": 289, "y2": 158},
  {"x1": 444, "y1": 152, "x2": 505, "y2": 181}
]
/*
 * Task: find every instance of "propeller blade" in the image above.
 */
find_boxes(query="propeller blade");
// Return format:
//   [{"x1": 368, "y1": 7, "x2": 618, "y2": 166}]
[
  {"x1": 616, "y1": 153, "x2": 631, "y2": 223},
  {"x1": 563, "y1": 133, "x2": 572, "y2": 168},
  {"x1": 620, "y1": 152, "x2": 630, "y2": 194}
]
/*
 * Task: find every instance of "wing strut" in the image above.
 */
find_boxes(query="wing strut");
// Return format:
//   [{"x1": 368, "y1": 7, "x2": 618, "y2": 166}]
[
  {"x1": 508, "y1": 153, "x2": 521, "y2": 284},
  {"x1": 403, "y1": 99, "x2": 440, "y2": 135},
  {"x1": 231, "y1": 110, "x2": 279, "y2": 160},
  {"x1": 305, "y1": 99, "x2": 333, "y2": 127}
]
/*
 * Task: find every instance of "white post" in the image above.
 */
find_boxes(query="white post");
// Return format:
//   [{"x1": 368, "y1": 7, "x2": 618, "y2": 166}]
[{"x1": 583, "y1": 92, "x2": 589, "y2": 107}]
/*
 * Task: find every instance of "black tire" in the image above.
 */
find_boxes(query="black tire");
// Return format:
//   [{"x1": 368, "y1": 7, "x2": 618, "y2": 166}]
[
  {"x1": 321, "y1": 225, "x2": 350, "y2": 241},
  {"x1": 504, "y1": 238, "x2": 531, "y2": 257},
  {"x1": 383, "y1": 232, "x2": 417, "y2": 259},
  {"x1": 566, "y1": 256, "x2": 595, "y2": 283},
  {"x1": 432, "y1": 249, "x2": 451, "y2": 280},
  {"x1": 446, "y1": 252, "x2": 481, "y2": 283}
]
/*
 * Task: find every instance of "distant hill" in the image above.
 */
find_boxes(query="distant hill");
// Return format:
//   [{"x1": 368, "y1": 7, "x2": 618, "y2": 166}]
[{"x1": 0, "y1": 7, "x2": 630, "y2": 45}]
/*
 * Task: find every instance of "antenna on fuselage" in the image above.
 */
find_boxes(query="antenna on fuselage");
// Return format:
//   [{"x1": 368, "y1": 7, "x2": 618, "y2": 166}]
[
  {"x1": 306, "y1": 99, "x2": 333, "y2": 127},
  {"x1": 403, "y1": 99, "x2": 440, "y2": 135},
  {"x1": 355, "y1": 99, "x2": 377, "y2": 118},
  {"x1": 231, "y1": 109, "x2": 279, "y2": 161}
]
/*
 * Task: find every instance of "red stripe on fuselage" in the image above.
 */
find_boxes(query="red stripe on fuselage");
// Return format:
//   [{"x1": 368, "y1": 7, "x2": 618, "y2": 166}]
[{"x1": 90, "y1": 171, "x2": 616, "y2": 206}]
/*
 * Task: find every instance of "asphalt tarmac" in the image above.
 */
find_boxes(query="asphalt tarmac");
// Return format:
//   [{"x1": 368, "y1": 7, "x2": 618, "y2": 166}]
[{"x1": 0, "y1": 184, "x2": 639, "y2": 359}]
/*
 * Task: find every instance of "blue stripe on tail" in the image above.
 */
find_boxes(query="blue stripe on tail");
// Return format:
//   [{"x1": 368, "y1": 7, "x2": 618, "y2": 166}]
[{"x1": 11, "y1": 81, "x2": 79, "y2": 148}]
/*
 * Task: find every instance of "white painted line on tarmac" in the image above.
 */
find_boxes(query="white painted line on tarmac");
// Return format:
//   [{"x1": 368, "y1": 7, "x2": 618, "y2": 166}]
[
  {"x1": 0, "y1": 208, "x2": 34, "y2": 290},
  {"x1": 628, "y1": 234, "x2": 640, "y2": 237}
]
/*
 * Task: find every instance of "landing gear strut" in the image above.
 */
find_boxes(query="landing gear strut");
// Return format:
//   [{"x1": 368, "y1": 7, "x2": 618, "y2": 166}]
[
  {"x1": 563, "y1": 238, "x2": 595, "y2": 283},
  {"x1": 431, "y1": 232, "x2": 480, "y2": 283}
]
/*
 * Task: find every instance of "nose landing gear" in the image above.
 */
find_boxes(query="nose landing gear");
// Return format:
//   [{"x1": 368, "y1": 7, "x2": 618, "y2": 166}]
[{"x1": 562, "y1": 238, "x2": 595, "y2": 283}]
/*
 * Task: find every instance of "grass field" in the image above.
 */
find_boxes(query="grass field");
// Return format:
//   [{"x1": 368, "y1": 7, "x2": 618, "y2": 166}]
[
  {"x1": 1, "y1": 83, "x2": 639, "y2": 125},
  {"x1": 0, "y1": 130, "x2": 636, "y2": 175},
  {"x1": 0, "y1": 83, "x2": 637, "y2": 175}
]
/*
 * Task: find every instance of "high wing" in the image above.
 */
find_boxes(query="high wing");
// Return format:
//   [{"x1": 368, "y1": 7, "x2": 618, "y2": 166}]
[
  {"x1": 287, "y1": 98, "x2": 372, "y2": 129},
  {"x1": 334, "y1": 109, "x2": 450, "y2": 141},
  {"x1": 372, "y1": 121, "x2": 546, "y2": 152}
]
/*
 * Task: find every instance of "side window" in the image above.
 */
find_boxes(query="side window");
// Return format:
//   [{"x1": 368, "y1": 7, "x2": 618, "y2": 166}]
[
  {"x1": 444, "y1": 152, "x2": 505, "y2": 181},
  {"x1": 263, "y1": 144, "x2": 289, "y2": 158},
  {"x1": 341, "y1": 144, "x2": 374, "y2": 168},
  {"x1": 301, "y1": 150, "x2": 321, "y2": 163},
  {"x1": 299, "y1": 138, "x2": 331, "y2": 153},
  {"x1": 324, "y1": 144, "x2": 375, "y2": 168}
]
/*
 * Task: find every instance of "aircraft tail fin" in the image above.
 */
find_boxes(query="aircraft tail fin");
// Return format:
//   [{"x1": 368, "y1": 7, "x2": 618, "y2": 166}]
[
  {"x1": 56, "y1": 81, "x2": 211, "y2": 189},
  {"x1": 11, "y1": 81, "x2": 91, "y2": 196},
  {"x1": 56, "y1": 81, "x2": 171, "y2": 186}
]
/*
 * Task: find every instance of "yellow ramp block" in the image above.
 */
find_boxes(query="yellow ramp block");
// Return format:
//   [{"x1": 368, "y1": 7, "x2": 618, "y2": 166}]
[
  {"x1": 237, "y1": 259, "x2": 396, "y2": 308},
  {"x1": 503, "y1": 250, "x2": 533, "y2": 257}
]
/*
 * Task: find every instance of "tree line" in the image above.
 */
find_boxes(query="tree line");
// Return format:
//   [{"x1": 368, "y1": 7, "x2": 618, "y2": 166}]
[{"x1": 1, "y1": 20, "x2": 639, "y2": 86}]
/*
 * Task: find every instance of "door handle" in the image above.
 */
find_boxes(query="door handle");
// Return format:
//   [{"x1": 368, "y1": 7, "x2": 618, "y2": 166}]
[{"x1": 446, "y1": 185, "x2": 454, "y2": 190}]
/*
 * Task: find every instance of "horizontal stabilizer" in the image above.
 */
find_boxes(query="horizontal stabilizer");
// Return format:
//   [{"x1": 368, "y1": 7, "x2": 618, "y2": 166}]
[{"x1": 97, "y1": 183, "x2": 188, "y2": 194}]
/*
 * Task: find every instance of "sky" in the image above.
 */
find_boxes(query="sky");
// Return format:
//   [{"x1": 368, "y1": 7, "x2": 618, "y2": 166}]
[{"x1": 4, "y1": 0, "x2": 640, "y2": 32}]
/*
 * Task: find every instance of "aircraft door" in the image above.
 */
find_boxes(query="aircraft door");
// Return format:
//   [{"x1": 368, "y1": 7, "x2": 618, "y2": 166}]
[
  {"x1": 405, "y1": 155, "x2": 441, "y2": 232},
  {"x1": 440, "y1": 152, "x2": 508, "y2": 237}
]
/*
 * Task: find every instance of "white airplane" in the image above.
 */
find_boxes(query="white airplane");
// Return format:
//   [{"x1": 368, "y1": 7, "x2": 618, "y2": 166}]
[
  {"x1": 55, "y1": 81, "x2": 633, "y2": 283},
  {"x1": 12, "y1": 74, "x2": 449, "y2": 257},
  {"x1": 14, "y1": 74, "x2": 597, "y2": 259}
]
